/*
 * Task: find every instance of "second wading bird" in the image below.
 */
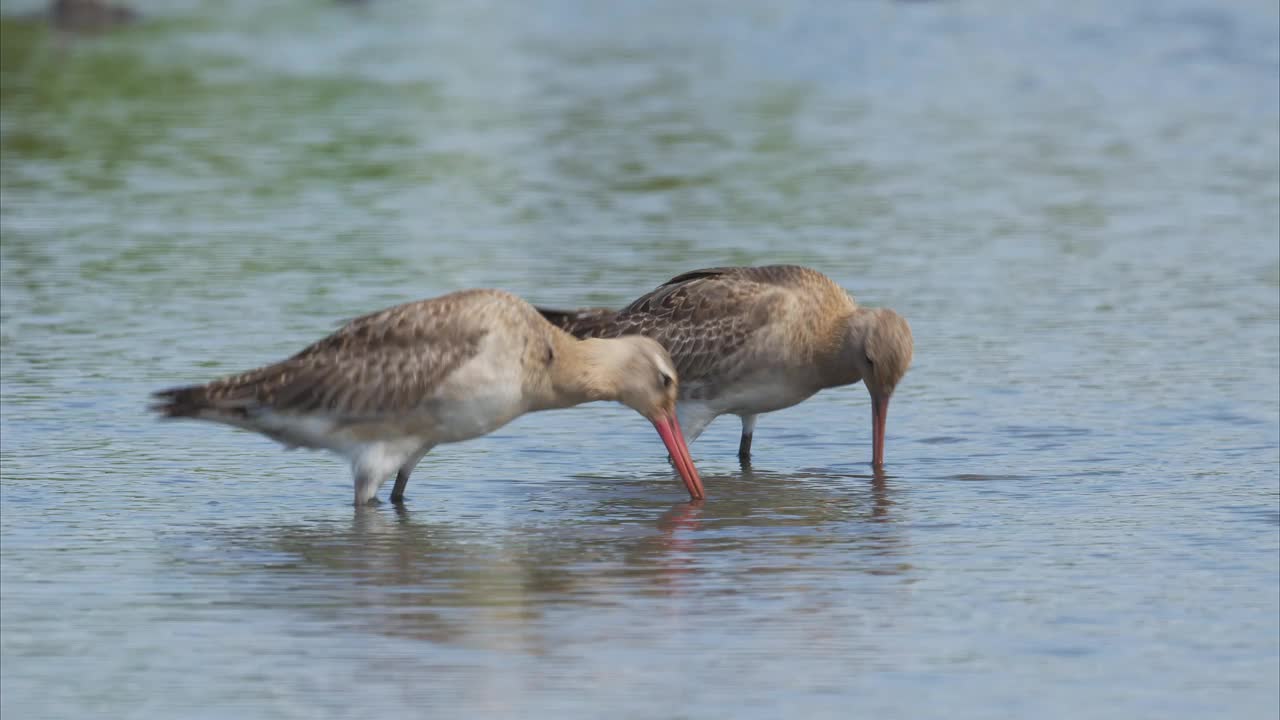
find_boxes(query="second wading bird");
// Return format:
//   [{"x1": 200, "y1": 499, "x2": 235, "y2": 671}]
[
  {"x1": 152, "y1": 289, "x2": 704, "y2": 505},
  {"x1": 539, "y1": 266, "x2": 913, "y2": 467}
]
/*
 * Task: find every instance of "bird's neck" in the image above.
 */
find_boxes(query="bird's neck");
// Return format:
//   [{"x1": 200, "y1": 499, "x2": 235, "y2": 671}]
[
  {"x1": 816, "y1": 309, "x2": 870, "y2": 388},
  {"x1": 543, "y1": 335, "x2": 623, "y2": 409}
]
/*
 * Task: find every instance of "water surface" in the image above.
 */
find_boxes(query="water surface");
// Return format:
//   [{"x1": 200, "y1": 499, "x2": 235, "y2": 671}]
[{"x1": 2, "y1": 1, "x2": 1278, "y2": 718}]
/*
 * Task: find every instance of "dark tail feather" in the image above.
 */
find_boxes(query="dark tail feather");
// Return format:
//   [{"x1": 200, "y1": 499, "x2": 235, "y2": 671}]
[
  {"x1": 150, "y1": 384, "x2": 235, "y2": 419},
  {"x1": 537, "y1": 306, "x2": 619, "y2": 339},
  {"x1": 150, "y1": 384, "x2": 208, "y2": 418}
]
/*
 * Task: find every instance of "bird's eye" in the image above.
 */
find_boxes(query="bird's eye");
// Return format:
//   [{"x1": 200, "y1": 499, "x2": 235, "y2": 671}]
[{"x1": 660, "y1": 372, "x2": 673, "y2": 388}]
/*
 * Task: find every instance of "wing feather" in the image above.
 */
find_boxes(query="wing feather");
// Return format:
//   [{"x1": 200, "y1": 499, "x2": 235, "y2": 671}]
[
  {"x1": 153, "y1": 293, "x2": 492, "y2": 421},
  {"x1": 541, "y1": 266, "x2": 815, "y2": 385}
]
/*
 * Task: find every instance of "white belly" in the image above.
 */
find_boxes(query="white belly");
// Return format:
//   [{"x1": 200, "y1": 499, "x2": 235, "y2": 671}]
[
  {"x1": 426, "y1": 386, "x2": 526, "y2": 444},
  {"x1": 420, "y1": 341, "x2": 528, "y2": 445},
  {"x1": 691, "y1": 373, "x2": 821, "y2": 417}
]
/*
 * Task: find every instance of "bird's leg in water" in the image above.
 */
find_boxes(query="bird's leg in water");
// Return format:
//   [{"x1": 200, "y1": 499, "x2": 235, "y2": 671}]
[
  {"x1": 737, "y1": 414, "x2": 757, "y2": 463},
  {"x1": 390, "y1": 468, "x2": 411, "y2": 504}
]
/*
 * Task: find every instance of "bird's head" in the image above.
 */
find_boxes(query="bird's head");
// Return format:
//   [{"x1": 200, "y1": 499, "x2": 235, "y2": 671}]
[
  {"x1": 845, "y1": 308, "x2": 913, "y2": 467},
  {"x1": 588, "y1": 335, "x2": 703, "y2": 500}
]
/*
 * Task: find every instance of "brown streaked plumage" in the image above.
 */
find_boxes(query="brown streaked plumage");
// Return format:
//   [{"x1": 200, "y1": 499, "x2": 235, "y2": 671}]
[
  {"x1": 539, "y1": 266, "x2": 913, "y2": 467},
  {"x1": 152, "y1": 289, "x2": 704, "y2": 505}
]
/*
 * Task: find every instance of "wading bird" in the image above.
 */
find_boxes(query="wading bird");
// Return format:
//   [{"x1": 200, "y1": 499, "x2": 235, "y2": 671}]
[
  {"x1": 540, "y1": 266, "x2": 913, "y2": 467},
  {"x1": 153, "y1": 289, "x2": 704, "y2": 505}
]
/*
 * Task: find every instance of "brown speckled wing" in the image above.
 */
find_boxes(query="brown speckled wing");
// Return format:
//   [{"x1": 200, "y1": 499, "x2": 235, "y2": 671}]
[
  {"x1": 541, "y1": 266, "x2": 810, "y2": 385},
  {"x1": 612, "y1": 269, "x2": 778, "y2": 384},
  {"x1": 156, "y1": 293, "x2": 490, "y2": 420}
]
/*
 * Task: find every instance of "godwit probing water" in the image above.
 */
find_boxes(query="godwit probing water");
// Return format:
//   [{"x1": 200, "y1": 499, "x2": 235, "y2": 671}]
[
  {"x1": 540, "y1": 266, "x2": 913, "y2": 467},
  {"x1": 152, "y1": 289, "x2": 704, "y2": 504}
]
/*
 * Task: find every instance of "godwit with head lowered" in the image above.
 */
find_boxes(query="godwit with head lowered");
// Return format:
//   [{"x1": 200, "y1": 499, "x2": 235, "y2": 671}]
[
  {"x1": 539, "y1": 265, "x2": 913, "y2": 467},
  {"x1": 152, "y1": 289, "x2": 704, "y2": 505}
]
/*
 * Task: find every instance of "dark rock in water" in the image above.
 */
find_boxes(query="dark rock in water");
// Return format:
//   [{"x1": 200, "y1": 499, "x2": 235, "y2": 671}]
[{"x1": 49, "y1": 0, "x2": 138, "y2": 32}]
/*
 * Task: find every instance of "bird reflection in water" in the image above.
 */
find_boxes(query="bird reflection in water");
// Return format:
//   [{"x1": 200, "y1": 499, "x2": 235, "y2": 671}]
[{"x1": 194, "y1": 467, "x2": 906, "y2": 645}]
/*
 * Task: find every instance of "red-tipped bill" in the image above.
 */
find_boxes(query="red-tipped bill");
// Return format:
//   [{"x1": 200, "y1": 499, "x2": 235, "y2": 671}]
[{"x1": 652, "y1": 413, "x2": 705, "y2": 500}]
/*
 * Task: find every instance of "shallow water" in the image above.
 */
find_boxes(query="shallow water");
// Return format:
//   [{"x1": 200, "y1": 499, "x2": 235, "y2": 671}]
[{"x1": 1, "y1": 0, "x2": 1277, "y2": 717}]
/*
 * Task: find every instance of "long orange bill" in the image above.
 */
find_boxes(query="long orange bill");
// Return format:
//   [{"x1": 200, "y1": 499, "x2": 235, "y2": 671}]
[
  {"x1": 871, "y1": 393, "x2": 890, "y2": 468},
  {"x1": 652, "y1": 414, "x2": 705, "y2": 500}
]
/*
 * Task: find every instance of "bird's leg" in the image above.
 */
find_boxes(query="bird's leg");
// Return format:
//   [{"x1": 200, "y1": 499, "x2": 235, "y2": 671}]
[
  {"x1": 737, "y1": 414, "x2": 757, "y2": 464},
  {"x1": 389, "y1": 468, "x2": 411, "y2": 504},
  {"x1": 352, "y1": 468, "x2": 386, "y2": 506},
  {"x1": 389, "y1": 444, "x2": 433, "y2": 505}
]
